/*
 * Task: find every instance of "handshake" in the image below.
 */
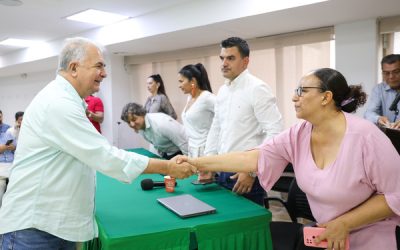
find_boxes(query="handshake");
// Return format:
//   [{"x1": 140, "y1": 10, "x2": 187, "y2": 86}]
[{"x1": 165, "y1": 155, "x2": 198, "y2": 179}]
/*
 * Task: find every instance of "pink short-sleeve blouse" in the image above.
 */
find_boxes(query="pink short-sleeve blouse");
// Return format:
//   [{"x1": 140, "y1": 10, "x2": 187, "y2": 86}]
[{"x1": 257, "y1": 112, "x2": 400, "y2": 249}]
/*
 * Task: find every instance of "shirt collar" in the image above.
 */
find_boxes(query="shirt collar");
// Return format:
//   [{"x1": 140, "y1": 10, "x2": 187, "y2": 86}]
[
  {"x1": 225, "y1": 69, "x2": 249, "y2": 86},
  {"x1": 144, "y1": 114, "x2": 151, "y2": 130},
  {"x1": 383, "y1": 82, "x2": 392, "y2": 91},
  {"x1": 138, "y1": 114, "x2": 152, "y2": 137},
  {"x1": 56, "y1": 74, "x2": 87, "y2": 111}
]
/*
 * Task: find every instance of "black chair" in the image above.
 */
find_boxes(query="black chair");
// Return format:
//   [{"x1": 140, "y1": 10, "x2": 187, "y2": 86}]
[
  {"x1": 265, "y1": 178, "x2": 316, "y2": 250},
  {"x1": 265, "y1": 163, "x2": 294, "y2": 209},
  {"x1": 271, "y1": 163, "x2": 295, "y2": 193},
  {"x1": 396, "y1": 225, "x2": 400, "y2": 250}
]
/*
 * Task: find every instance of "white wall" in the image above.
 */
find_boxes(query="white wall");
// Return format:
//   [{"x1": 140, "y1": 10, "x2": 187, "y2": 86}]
[
  {"x1": 0, "y1": 70, "x2": 55, "y2": 125},
  {"x1": 107, "y1": 55, "x2": 149, "y2": 149}
]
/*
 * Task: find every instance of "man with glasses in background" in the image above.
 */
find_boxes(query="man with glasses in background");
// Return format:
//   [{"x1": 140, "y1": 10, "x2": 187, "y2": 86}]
[{"x1": 364, "y1": 54, "x2": 400, "y2": 129}]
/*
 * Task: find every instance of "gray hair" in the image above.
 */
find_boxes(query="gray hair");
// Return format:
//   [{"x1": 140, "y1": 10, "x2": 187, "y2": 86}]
[
  {"x1": 57, "y1": 37, "x2": 104, "y2": 72},
  {"x1": 120, "y1": 103, "x2": 147, "y2": 123}
]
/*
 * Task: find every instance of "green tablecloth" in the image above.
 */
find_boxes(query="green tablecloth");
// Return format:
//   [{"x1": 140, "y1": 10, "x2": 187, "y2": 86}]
[{"x1": 88, "y1": 148, "x2": 272, "y2": 250}]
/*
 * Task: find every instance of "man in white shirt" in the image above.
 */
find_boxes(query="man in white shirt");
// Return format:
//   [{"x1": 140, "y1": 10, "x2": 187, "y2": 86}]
[
  {"x1": 0, "y1": 37, "x2": 195, "y2": 249},
  {"x1": 121, "y1": 102, "x2": 188, "y2": 159},
  {"x1": 205, "y1": 37, "x2": 283, "y2": 205}
]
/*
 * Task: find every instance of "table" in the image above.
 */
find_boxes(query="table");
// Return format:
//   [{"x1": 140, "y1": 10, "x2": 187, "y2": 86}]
[{"x1": 87, "y1": 148, "x2": 272, "y2": 250}]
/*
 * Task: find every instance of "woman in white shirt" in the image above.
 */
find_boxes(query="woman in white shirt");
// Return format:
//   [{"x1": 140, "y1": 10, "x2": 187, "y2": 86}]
[{"x1": 178, "y1": 63, "x2": 215, "y2": 181}]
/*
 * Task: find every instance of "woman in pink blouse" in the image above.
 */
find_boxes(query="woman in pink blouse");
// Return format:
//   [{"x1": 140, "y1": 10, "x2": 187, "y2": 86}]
[{"x1": 179, "y1": 68, "x2": 400, "y2": 250}]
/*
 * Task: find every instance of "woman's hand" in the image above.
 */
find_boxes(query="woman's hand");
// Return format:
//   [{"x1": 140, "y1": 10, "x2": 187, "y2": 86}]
[{"x1": 316, "y1": 219, "x2": 350, "y2": 250}]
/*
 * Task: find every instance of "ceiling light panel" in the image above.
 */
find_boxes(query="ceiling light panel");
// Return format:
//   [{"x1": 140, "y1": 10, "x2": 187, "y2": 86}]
[
  {"x1": 0, "y1": 38, "x2": 44, "y2": 47},
  {"x1": 66, "y1": 9, "x2": 129, "y2": 26}
]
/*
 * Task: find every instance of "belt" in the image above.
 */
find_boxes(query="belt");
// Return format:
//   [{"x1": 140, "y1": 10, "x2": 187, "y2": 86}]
[{"x1": 160, "y1": 151, "x2": 182, "y2": 160}]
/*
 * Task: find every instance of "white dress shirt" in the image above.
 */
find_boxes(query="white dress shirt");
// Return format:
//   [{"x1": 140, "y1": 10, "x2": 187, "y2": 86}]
[
  {"x1": 182, "y1": 91, "x2": 215, "y2": 157},
  {"x1": 0, "y1": 75, "x2": 149, "y2": 241},
  {"x1": 205, "y1": 69, "x2": 283, "y2": 155},
  {"x1": 140, "y1": 113, "x2": 188, "y2": 156}
]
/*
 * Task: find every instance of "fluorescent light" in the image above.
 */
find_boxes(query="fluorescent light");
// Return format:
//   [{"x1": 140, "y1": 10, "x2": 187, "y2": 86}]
[
  {"x1": 0, "y1": 0, "x2": 23, "y2": 6},
  {"x1": 0, "y1": 38, "x2": 45, "y2": 47},
  {"x1": 66, "y1": 9, "x2": 129, "y2": 26}
]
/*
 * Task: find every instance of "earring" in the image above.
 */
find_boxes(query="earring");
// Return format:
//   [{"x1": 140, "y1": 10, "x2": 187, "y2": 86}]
[{"x1": 191, "y1": 84, "x2": 196, "y2": 97}]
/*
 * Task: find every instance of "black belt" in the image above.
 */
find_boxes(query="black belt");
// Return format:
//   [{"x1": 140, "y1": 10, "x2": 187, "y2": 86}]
[{"x1": 160, "y1": 151, "x2": 182, "y2": 160}]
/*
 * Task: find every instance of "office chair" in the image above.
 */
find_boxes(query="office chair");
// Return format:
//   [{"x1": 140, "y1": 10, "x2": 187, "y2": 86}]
[
  {"x1": 265, "y1": 178, "x2": 316, "y2": 250},
  {"x1": 271, "y1": 163, "x2": 295, "y2": 193},
  {"x1": 265, "y1": 163, "x2": 294, "y2": 209}
]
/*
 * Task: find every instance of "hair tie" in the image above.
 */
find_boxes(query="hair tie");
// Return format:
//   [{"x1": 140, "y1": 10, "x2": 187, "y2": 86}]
[{"x1": 341, "y1": 98, "x2": 355, "y2": 107}]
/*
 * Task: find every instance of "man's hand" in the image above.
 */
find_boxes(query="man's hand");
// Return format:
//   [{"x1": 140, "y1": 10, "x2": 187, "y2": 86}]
[
  {"x1": 175, "y1": 154, "x2": 205, "y2": 171},
  {"x1": 0, "y1": 144, "x2": 15, "y2": 153},
  {"x1": 315, "y1": 219, "x2": 350, "y2": 250},
  {"x1": 198, "y1": 171, "x2": 214, "y2": 181},
  {"x1": 378, "y1": 116, "x2": 391, "y2": 127},
  {"x1": 230, "y1": 172, "x2": 255, "y2": 194},
  {"x1": 389, "y1": 120, "x2": 400, "y2": 129},
  {"x1": 7, "y1": 144, "x2": 16, "y2": 151},
  {"x1": 175, "y1": 155, "x2": 189, "y2": 164},
  {"x1": 167, "y1": 156, "x2": 196, "y2": 179}
]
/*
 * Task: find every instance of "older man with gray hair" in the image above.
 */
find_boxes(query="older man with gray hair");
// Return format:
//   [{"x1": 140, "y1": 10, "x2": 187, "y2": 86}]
[{"x1": 0, "y1": 37, "x2": 195, "y2": 249}]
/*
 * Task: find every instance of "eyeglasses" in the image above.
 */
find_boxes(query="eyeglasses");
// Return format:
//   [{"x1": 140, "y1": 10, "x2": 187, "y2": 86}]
[
  {"x1": 78, "y1": 62, "x2": 106, "y2": 72},
  {"x1": 294, "y1": 86, "x2": 324, "y2": 97},
  {"x1": 382, "y1": 69, "x2": 400, "y2": 77}
]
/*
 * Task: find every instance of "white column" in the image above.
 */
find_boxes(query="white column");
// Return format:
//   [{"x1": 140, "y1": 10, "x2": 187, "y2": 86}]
[{"x1": 335, "y1": 19, "x2": 379, "y2": 116}]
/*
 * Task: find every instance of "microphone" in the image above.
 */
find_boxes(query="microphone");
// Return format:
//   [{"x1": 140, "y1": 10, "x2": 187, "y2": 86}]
[
  {"x1": 140, "y1": 178, "x2": 177, "y2": 190},
  {"x1": 389, "y1": 93, "x2": 400, "y2": 112}
]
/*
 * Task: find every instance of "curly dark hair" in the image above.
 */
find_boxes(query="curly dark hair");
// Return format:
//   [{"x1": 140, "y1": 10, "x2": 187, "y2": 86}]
[
  {"x1": 120, "y1": 103, "x2": 146, "y2": 123},
  {"x1": 313, "y1": 68, "x2": 367, "y2": 113},
  {"x1": 220, "y1": 37, "x2": 250, "y2": 58}
]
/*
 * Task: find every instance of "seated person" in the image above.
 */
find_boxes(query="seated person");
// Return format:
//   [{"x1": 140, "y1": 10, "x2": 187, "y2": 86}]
[
  {"x1": 0, "y1": 111, "x2": 24, "y2": 206},
  {"x1": 0, "y1": 110, "x2": 15, "y2": 207},
  {"x1": 5, "y1": 111, "x2": 24, "y2": 144},
  {"x1": 364, "y1": 54, "x2": 400, "y2": 129},
  {"x1": 121, "y1": 103, "x2": 188, "y2": 159}
]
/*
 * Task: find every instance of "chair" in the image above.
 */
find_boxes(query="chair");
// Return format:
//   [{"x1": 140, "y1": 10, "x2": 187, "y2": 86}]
[
  {"x1": 396, "y1": 225, "x2": 400, "y2": 250},
  {"x1": 271, "y1": 163, "x2": 295, "y2": 193},
  {"x1": 265, "y1": 163, "x2": 294, "y2": 209},
  {"x1": 265, "y1": 178, "x2": 316, "y2": 250}
]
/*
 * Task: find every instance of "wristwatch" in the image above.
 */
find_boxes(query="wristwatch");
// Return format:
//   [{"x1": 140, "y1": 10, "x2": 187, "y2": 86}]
[{"x1": 248, "y1": 172, "x2": 257, "y2": 178}]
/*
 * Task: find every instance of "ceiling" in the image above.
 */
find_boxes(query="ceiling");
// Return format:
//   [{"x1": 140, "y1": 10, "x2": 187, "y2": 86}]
[
  {"x1": 0, "y1": 0, "x2": 193, "y2": 56},
  {"x1": 0, "y1": 0, "x2": 400, "y2": 77}
]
